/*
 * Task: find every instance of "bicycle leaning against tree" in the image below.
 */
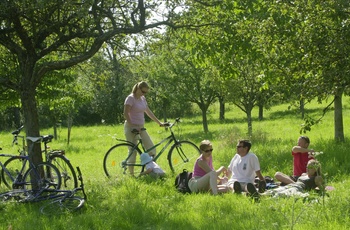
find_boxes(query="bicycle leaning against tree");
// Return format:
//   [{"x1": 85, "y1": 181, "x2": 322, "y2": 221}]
[
  {"x1": 0, "y1": 136, "x2": 61, "y2": 192},
  {"x1": 1, "y1": 126, "x2": 77, "y2": 190},
  {"x1": 103, "y1": 118, "x2": 200, "y2": 178}
]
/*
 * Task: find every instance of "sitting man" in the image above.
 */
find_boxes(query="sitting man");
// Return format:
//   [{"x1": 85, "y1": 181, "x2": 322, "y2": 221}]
[
  {"x1": 275, "y1": 136, "x2": 316, "y2": 184},
  {"x1": 226, "y1": 139, "x2": 266, "y2": 197}
]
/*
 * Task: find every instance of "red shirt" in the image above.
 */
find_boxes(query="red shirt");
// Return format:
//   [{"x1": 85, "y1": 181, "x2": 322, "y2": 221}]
[{"x1": 292, "y1": 151, "x2": 313, "y2": 176}]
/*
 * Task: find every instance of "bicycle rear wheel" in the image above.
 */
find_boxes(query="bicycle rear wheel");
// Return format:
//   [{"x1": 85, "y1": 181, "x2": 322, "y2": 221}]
[
  {"x1": 1, "y1": 157, "x2": 28, "y2": 189},
  {"x1": 103, "y1": 143, "x2": 142, "y2": 178},
  {"x1": 40, "y1": 196, "x2": 85, "y2": 215},
  {"x1": 23, "y1": 162, "x2": 61, "y2": 191},
  {"x1": 48, "y1": 154, "x2": 78, "y2": 190},
  {"x1": 168, "y1": 140, "x2": 200, "y2": 174}
]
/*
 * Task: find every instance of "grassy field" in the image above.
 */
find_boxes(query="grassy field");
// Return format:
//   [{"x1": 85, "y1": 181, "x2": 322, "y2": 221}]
[{"x1": 1, "y1": 98, "x2": 350, "y2": 230}]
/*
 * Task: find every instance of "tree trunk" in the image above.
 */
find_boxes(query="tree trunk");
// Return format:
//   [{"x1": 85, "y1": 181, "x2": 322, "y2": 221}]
[
  {"x1": 300, "y1": 99, "x2": 305, "y2": 119},
  {"x1": 13, "y1": 107, "x2": 21, "y2": 128},
  {"x1": 334, "y1": 90, "x2": 344, "y2": 142},
  {"x1": 162, "y1": 98, "x2": 168, "y2": 122},
  {"x1": 21, "y1": 88, "x2": 43, "y2": 165},
  {"x1": 247, "y1": 109, "x2": 253, "y2": 137},
  {"x1": 67, "y1": 116, "x2": 73, "y2": 145},
  {"x1": 54, "y1": 123, "x2": 58, "y2": 140},
  {"x1": 218, "y1": 96, "x2": 225, "y2": 121},
  {"x1": 258, "y1": 104, "x2": 263, "y2": 121},
  {"x1": 201, "y1": 108, "x2": 209, "y2": 133}
]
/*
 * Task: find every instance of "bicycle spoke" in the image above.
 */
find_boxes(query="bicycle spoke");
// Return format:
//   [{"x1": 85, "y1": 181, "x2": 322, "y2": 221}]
[
  {"x1": 40, "y1": 197, "x2": 85, "y2": 215},
  {"x1": 49, "y1": 155, "x2": 78, "y2": 190},
  {"x1": 103, "y1": 143, "x2": 142, "y2": 178},
  {"x1": 2, "y1": 157, "x2": 27, "y2": 189},
  {"x1": 168, "y1": 140, "x2": 200, "y2": 174},
  {"x1": 23, "y1": 162, "x2": 61, "y2": 191}
]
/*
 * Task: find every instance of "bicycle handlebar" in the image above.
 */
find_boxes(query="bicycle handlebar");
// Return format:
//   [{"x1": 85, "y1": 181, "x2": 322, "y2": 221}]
[
  {"x1": 129, "y1": 118, "x2": 181, "y2": 135},
  {"x1": 166, "y1": 117, "x2": 181, "y2": 129}
]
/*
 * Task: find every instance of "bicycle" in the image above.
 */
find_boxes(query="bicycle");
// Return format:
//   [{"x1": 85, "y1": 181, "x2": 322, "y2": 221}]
[
  {"x1": 0, "y1": 167, "x2": 86, "y2": 215},
  {"x1": 0, "y1": 136, "x2": 61, "y2": 192},
  {"x1": 38, "y1": 166, "x2": 86, "y2": 215},
  {"x1": 41, "y1": 134, "x2": 78, "y2": 189},
  {"x1": 103, "y1": 118, "x2": 200, "y2": 178},
  {"x1": 0, "y1": 125, "x2": 27, "y2": 188},
  {"x1": 1, "y1": 126, "x2": 77, "y2": 190}
]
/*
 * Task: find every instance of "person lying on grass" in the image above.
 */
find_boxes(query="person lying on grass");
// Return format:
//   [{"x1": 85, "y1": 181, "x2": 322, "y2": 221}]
[{"x1": 266, "y1": 159, "x2": 324, "y2": 197}]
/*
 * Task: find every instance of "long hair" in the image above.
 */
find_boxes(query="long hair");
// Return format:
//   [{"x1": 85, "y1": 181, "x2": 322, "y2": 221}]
[{"x1": 132, "y1": 81, "x2": 149, "y2": 94}]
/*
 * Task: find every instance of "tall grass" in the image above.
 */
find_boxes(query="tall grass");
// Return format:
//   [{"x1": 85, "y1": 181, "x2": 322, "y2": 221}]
[{"x1": 0, "y1": 99, "x2": 350, "y2": 230}]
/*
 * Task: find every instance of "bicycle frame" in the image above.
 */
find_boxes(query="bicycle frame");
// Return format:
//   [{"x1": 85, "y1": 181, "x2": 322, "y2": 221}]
[
  {"x1": 117, "y1": 120, "x2": 180, "y2": 168},
  {"x1": 103, "y1": 118, "x2": 200, "y2": 177},
  {"x1": 120, "y1": 135, "x2": 175, "y2": 169}
]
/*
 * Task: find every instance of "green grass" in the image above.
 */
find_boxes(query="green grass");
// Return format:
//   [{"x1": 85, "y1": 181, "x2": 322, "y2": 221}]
[{"x1": 1, "y1": 98, "x2": 350, "y2": 230}]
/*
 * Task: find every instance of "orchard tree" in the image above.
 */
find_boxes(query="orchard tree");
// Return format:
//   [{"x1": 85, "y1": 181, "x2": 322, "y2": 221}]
[
  {"x1": 145, "y1": 32, "x2": 218, "y2": 133},
  {"x1": 266, "y1": 0, "x2": 350, "y2": 141},
  {"x1": 177, "y1": 0, "x2": 274, "y2": 135},
  {"x1": 0, "y1": 0, "x2": 208, "y2": 165}
]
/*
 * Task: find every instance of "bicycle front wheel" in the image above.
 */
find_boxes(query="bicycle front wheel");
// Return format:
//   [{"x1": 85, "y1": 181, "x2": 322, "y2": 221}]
[
  {"x1": 168, "y1": 140, "x2": 200, "y2": 173},
  {"x1": 48, "y1": 154, "x2": 78, "y2": 190},
  {"x1": 103, "y1": 143, "x2": 142, "y2": 178},
  {"x1": 23, "y1": 162, "x2": 61, "y2": 191},
  {"x1": 1, "y1": 157, "x2": 28, "y2": 189},
  {"x1": 40, "y1": 196, "x2": 85, "y2": 215}
]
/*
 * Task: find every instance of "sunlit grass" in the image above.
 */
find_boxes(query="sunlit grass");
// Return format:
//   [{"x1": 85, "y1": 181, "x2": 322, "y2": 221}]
[{"x1": 0, "y1": 98, "x2": 350, "y2": 229}]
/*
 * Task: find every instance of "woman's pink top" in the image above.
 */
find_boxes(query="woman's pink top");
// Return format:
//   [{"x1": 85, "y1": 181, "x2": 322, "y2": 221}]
[
  {"x1": 192, "y1": 154, "x2": 213, "y2": 178},
  {"x1": 124, "y1": 94, "x2": 148, "y2": 125}
]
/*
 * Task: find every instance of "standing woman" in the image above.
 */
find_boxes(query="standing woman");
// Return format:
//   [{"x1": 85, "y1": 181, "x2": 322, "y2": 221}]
[
  {"x1": 188, "y1": 140, "x2": 227, "y2": 195},
  {"x1": 124, "y1": 81, "x2": 166, "y2": 175}
]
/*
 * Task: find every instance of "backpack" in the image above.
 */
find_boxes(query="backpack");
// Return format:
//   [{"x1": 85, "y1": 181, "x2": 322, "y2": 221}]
[{"x1": 174, "y1": 169, "x2": 192, "y2": 194}]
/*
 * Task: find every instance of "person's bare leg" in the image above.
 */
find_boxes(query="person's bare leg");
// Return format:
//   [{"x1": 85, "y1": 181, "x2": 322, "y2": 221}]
[
  {"x1": 275, "y1": 172, "x2": 295, "y2": 185},
  {"x1": 196, "y1": 171, "x2": 218, "y2": 195},
  {"x1": 208, "y1": 171, "x2": 218, "y2": 194}
]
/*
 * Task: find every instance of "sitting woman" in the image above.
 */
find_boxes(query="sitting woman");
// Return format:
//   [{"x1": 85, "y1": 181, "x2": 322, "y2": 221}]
[
  {"x1": 188, "y1": 140, "x2": 227, "y2": 195},
  {"x1": 266, "y1": 159, "x2": 324, "y2": 197}
]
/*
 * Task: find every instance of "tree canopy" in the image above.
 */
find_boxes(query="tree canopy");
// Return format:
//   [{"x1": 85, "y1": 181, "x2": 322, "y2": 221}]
[{"x1": 0, "y1": 0, "x2": 205, "y2": 163}]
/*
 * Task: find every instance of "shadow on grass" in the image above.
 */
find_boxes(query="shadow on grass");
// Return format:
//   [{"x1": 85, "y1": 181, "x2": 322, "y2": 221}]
[
  {"x1": 183, "y1": 106, "x2": 327, "y2": 126},
  {"x1": 268, "y1": 107, "x2": 329, "y2": 120}
]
